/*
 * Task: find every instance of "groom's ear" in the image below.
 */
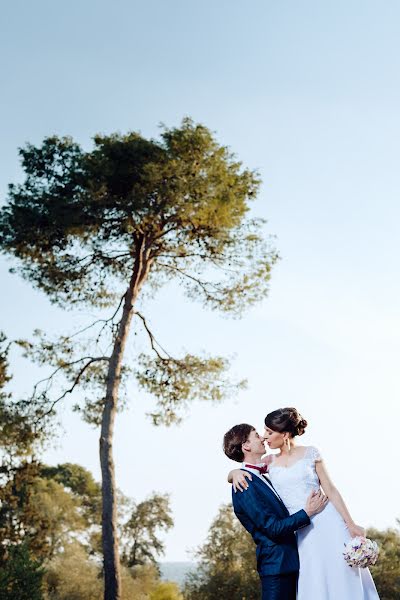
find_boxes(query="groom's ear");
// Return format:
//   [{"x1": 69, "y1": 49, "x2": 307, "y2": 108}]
[{"x1": 242, "y1": 440, "x2": 250, "y2": 454}]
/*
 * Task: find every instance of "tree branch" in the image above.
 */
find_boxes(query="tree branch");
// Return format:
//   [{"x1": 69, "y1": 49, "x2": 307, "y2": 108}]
[
  {"x1": 31, "y1": 356, "x2": 109, "y2": 403},
  {"x1": 156, "y1": 252, "x2": 240, "y2": 273},
  {"x1": 156, "y1": 262, "x2": 220, "y2": 293},
  {"x1": 64, "y1": 293, "x2": 127, "y2": 342},
  {"x1": 133, "y1": 312, "x2": 171, "y2": 360},
  {"x1": 34, "y1": 356, "x2": 110, "y2": 421}
]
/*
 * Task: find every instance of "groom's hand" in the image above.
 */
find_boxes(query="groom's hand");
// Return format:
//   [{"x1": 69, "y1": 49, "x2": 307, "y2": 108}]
[{"x1": 305, "y1": 489, "x2": 328, "y2": 517}]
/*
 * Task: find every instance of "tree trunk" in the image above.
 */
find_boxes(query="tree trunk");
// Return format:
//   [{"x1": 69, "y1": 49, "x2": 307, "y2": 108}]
[{"x1": 100, "y1": 235, "x2": 151, "y2": 600}]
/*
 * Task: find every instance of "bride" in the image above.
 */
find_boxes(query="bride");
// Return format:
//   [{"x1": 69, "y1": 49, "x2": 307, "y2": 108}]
[{"x1": 229, "y1": 407, "x2": 380, "y2": 599}]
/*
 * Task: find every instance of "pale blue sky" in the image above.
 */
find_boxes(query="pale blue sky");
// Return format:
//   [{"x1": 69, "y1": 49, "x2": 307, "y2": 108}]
[{"x1": 1, "y1": 1, "x2": 400, "y2": 561}]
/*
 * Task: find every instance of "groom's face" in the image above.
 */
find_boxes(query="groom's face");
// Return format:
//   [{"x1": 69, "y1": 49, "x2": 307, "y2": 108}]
[{"x1": 243, "y1": 429, "x2": 266, "y2": 455}]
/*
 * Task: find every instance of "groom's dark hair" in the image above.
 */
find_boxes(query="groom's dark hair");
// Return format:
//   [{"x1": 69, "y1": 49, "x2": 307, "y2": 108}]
[{"x1": 223, "y1": 424, "x2": 255, "y2": 462}]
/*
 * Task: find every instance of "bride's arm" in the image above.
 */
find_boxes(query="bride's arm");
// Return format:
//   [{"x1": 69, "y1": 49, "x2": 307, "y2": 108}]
[
  {"x1": 228, "y1": 455, "x2": 273, "y2": 492},
  {"x1": 315, "y1": 461, "x2": 365, "y2": 537},
  {"x1": 228, "y1": 469, "x2": 252, "y2": 491}
]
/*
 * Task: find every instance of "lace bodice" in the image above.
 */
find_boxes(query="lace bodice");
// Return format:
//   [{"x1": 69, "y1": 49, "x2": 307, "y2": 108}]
[
  {"x1": 269, "y1": 446, "x2": 322, "y2": 514},
  {"x1": 269, "y1": 447, "x2": 380, "y2": 599}
]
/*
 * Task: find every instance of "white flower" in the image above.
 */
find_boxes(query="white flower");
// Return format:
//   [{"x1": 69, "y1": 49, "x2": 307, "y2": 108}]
[{"x1": 343, "y1": 536, "x2": 379, "y2": 568}]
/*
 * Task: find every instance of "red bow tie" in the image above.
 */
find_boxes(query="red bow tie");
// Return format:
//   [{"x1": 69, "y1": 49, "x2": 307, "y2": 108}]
[{"x1": 245, "y1": 463, "x2": 269, "y2": 474}]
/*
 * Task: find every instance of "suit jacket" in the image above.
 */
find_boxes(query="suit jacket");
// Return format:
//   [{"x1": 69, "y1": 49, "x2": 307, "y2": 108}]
[{"x1": 232, "y1": 471, "x2": 310, "y2": 576}]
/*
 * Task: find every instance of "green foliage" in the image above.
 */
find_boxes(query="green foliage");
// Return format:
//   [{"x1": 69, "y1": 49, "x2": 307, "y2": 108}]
[
  {"x1": 44, "y1": 550, "x2": 163, "y2": 600},
  {"x1": 0, "y1": 119, "x2": 274, "y2": 425},
  {"x1": 137, "y1": 353, "x2": 246, "y2": 426},
  {"x1": 16, "y1": 328, "x2": 113, "y2": 427},
  {"x1": 0, "y1": 466, "x2": 87, "y2": 561},
  {"x1": 40, "y1": 463, "x2": 102, "y2": 524},
  {"x1": 0, "y1": 462, "x2": 44, "y2": 558},
  {"x1": 0, "y1": 461, "x2": 103, "y2": 563},
  {"x1": 44, "y1": 543, "x2": 102, "y2": 600},
  {"x1": 368, "y1": 524, "x2": 400, "y2": 600},
  {"x1": 0, "y1": 119, "x2": 276, "y2": 312},
  {"x1": 150, "y1": 581, "x2": 183, "y2": 600},
  {"x1": 0, "y1": 457, "x2": 173, "y2": 570},
  {"x1": 0, "y1": 543, "x2": 44, "y2": 600},
  {"x1": 184, "y1": 504, "x2": 259, "y2": 600},
  {"x1": 0, "y1": 119, "x2": 278, "y2": 597},
  {"x1": 122, "y1": 564, "x2": 160, "y2": 600},
  {"x1": 0, "y1": 333, "x2": 11, "y2": 391},
  {"x1": 122, "y1": 493, "x2": 174, "y2": 567},
  {"x1": 0, "y1": 333, "x2": 47, "y2": 459},
  {"x1": 30, "y1": 477, "x2": 86, "y2": 557}
]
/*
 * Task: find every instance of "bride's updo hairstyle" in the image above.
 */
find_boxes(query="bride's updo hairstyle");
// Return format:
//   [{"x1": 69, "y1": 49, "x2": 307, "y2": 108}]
[{"x1": 264, "y1": 407, "x2": 308, "y2": 438}]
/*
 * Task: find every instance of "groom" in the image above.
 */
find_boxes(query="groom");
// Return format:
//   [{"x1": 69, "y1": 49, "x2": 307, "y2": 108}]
[{"x1": 223, "y1": 424, "x2": 327, "y2": 600}]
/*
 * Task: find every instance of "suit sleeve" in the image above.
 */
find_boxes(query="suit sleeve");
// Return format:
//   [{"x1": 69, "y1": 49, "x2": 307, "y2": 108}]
[{"x1": 233, "y1": 480, "x2": 310, "y2": 542}]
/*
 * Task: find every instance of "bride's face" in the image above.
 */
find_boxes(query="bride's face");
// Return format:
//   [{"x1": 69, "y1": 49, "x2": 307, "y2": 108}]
[{"x1": 263, "y1": 426, "x2": 285, "y2": 450}]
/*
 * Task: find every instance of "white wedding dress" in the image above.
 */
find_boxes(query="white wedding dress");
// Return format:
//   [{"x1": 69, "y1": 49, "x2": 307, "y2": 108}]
[{"x1": 269, "y1": 446, "x2": 380, "y2": 600}]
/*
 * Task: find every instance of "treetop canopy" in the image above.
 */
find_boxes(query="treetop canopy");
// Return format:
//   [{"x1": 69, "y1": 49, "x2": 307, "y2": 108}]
[{"x1": 0, "y1": 118, "x2": 277, "y2": 314}]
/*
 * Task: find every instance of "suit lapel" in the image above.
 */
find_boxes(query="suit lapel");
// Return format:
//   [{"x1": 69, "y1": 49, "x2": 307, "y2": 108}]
[{"x1": 242, "y1": 469, "x2": 289, "y2": 516}]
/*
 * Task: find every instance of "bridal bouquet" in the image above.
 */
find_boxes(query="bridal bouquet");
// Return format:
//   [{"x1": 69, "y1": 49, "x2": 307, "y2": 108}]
[{"x1": 343, "y1": 536, "x2": 379, "y2": 568}]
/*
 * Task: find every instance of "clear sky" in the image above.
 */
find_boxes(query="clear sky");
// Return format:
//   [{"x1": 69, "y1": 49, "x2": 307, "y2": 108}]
[{"x1": 1, "y1": 0, "x2": 400, "y2": 561}]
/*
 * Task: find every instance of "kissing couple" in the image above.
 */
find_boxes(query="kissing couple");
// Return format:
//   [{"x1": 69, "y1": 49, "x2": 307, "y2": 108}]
[{"x1": 223, "y1": 407, "x2": 380, "y2": 600}]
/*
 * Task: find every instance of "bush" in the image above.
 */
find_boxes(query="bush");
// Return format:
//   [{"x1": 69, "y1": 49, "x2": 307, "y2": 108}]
[
  {"x1": 368, "y1": 525, "x2": 400, "y2": 600},
  {"x1": 150, "y1": 581, "x2": 183, "y2": 600},
  {"x1": 43, "y1": 546, "x2": 164, "y2": 600},
  {"x1": 0, "y1": 543, "x2": 44, "y2": 600},
  {"x1": 44, "y1": 544, "x2": 102, "y2": 600},
  {"x1": 183, "y1": 504, "x2": 259, "y2": 600}
]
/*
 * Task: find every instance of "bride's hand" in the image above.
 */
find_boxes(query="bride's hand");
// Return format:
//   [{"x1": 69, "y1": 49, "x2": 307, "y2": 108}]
[
  {"x1": 231, "y1": 469, "x2": 252, "y2": 493},
  {"x1": 347, "y1": 522, "x2": 366, "y2": 538}
]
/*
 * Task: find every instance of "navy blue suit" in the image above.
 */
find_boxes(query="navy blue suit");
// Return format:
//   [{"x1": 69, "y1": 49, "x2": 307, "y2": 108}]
[{"x1": 232, "y1": 471, "x2": 310, "y2": 599}]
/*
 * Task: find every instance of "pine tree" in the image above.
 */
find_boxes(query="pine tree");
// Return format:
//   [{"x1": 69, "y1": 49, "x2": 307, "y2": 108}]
[{"x1": 0, "y1": 119, "x2": 278, "y2": 599}]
